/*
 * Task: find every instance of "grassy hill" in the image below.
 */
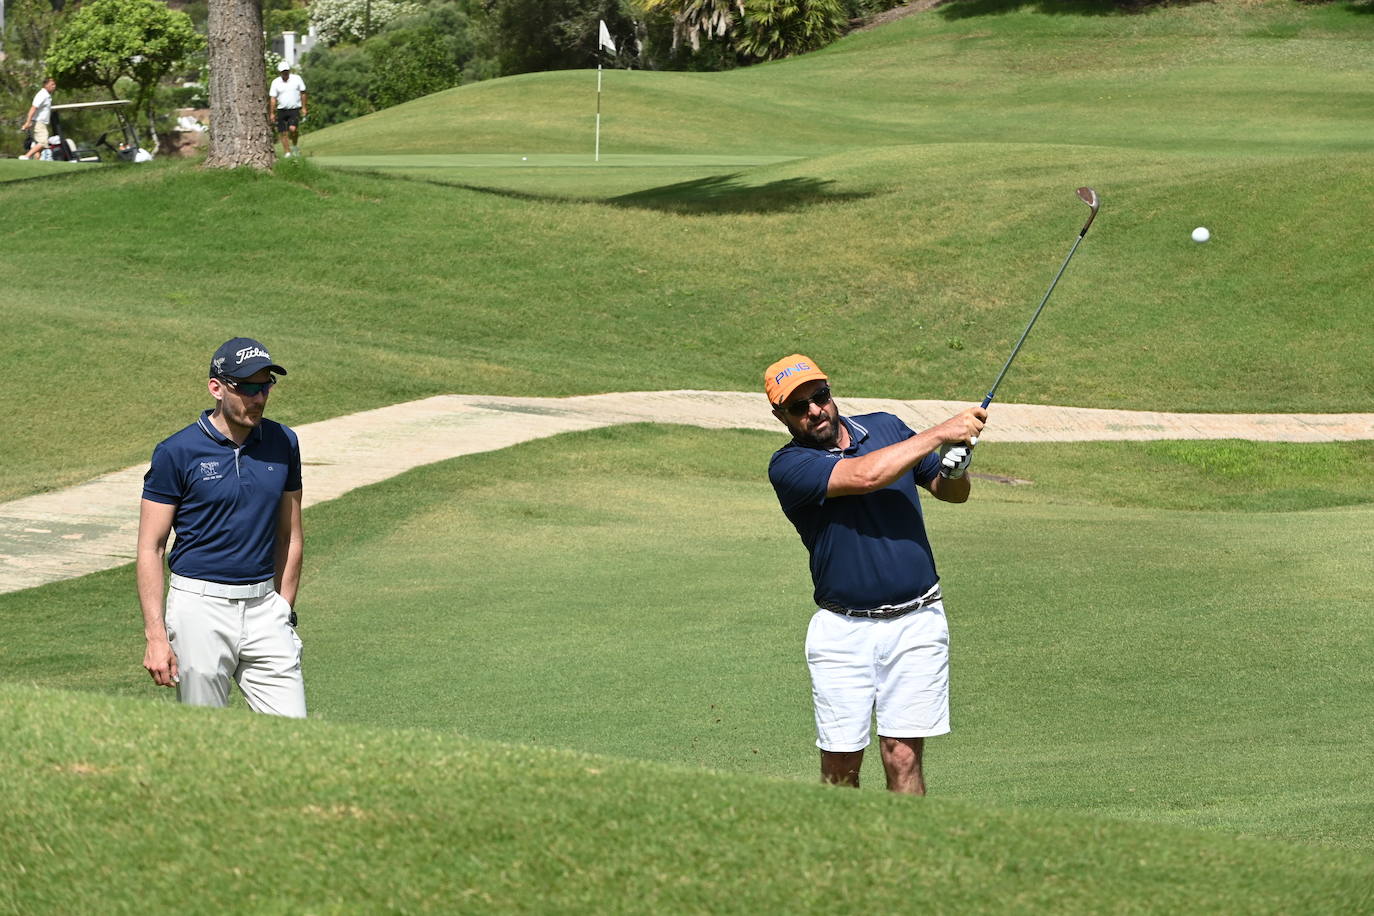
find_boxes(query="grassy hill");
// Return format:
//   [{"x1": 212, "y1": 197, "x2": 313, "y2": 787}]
[
  {"x1": 307, "y1": 1, "x2": 1374, "y2": 157},
  {"x1": 1, "y1": 148, "x2": 1371, "y2": 500},
  {"x1": 2, "y1": 1, "x2": 1372, "y2": 502}
]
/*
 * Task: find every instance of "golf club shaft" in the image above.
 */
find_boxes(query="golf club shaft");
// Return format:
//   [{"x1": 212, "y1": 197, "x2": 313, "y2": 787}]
[
  {"x1": 981, "y1": 187, "x2": 1100, "y2": 410},
  {"x1": 981, "y1": 231, "x2": 1088, "y2": 409}
]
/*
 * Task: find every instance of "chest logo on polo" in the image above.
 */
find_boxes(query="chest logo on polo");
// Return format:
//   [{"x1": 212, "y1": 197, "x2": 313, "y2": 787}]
[{"x1": 199, "y1": 460, "x2": 223, "y2": 481}]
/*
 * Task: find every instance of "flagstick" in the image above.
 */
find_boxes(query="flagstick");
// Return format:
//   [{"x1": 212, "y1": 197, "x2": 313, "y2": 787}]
[{"x1": 595, "y1": 61, "x2": 603, "y2": 163}]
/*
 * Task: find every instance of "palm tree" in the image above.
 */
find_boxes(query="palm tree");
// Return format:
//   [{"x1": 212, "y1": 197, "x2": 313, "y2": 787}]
[
  {"x1": 639, "y1": 0, "x2": 743, "y2": 52},
  {"x1": 734, "y1": 0, "x2": 849, "y2": 61}
]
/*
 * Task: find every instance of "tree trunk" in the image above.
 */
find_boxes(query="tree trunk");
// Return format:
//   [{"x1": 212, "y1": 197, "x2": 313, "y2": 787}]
[
  {"x1": 205, "y1": 0, "x2": 273, "y2": 169},
  {"x1": 146, "y1": 105, "x2": 162, "y2": 156}
]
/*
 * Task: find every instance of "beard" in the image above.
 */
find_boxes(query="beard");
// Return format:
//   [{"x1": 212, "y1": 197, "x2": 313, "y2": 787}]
[
  {"x1": 221, "y1": 398, "x2": 264, "y2": 430},
  {"x1": 792, "y1": 405, "x2": 842, "y2": 450}
]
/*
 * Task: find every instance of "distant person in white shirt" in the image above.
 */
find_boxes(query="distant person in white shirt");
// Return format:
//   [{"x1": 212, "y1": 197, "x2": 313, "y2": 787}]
[
  {"x1": 20, "y1": 77, "x2": 57, "y2": 160},
  {"x1": 269, "y1": 61, "x2": 308, "y2": 158}
]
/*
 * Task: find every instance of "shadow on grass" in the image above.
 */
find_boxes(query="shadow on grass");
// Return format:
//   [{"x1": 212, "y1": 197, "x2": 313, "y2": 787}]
[
  {"x1": 401, "y1": 172, "x2": 877, "y2": 215},
  {"x1": 606, "y1": 174, "x2": 877, "y2": 214},
  {"x1": 937, "y1": 0, "x2": 1211, "y2": 17},
  {"x1": 0, "y1": 164, "x2": 104, "y2": 186}
]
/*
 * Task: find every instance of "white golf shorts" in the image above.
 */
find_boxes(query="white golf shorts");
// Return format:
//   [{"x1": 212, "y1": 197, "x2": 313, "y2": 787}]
[
  {"x1": 165, "y1": 577, "x2": 306, "y2": 718},
  {"x1": 805, "y1": 602, "x2": 950, "y2": 753}
]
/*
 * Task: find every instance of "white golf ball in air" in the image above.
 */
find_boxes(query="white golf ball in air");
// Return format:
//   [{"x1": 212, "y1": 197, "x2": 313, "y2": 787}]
[
  {"x1": 1191, "y1": 226, "x2": 1211, "y2": 243},
  {"x1": 521, "y1": 156, "x2": 528, "y2": 161}
]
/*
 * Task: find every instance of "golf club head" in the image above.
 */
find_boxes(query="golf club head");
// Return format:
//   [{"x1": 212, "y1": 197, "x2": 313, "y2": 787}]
[{"x1": 1076, "y1": 186, "x2": 1100, "y2": 236}]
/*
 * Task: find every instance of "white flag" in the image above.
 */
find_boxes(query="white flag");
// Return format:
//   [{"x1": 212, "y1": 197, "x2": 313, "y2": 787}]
[{"x1": 599, "y1": 20, "x2": 617, "y2": 54}]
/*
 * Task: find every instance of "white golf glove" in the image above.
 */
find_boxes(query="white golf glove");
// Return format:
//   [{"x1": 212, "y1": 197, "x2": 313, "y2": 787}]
[{"x1": 939, "y1": 441, "x2": 974, "y2": 479}]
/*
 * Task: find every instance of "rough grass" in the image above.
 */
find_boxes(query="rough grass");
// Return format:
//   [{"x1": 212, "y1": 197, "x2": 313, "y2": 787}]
[{"x1": 4, "y1": 682, "x2": 1372, "y2": 914}]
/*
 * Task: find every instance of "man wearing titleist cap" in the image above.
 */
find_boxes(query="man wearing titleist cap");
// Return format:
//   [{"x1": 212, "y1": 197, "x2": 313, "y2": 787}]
[
  {"x1": 765, "y1": 354, "x2": 985, "y2": 794},
  {"x1": 136, "y1": 337, "x2": 306, "y2": 716}
]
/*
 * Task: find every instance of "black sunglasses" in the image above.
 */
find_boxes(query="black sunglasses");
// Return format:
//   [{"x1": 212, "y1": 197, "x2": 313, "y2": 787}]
[
  {"x1": 219, "y1": 375, "x2": 276, "y2": 397},
  {"x1": 777, "y1": 386, "x2": 832, "y2": 417}
]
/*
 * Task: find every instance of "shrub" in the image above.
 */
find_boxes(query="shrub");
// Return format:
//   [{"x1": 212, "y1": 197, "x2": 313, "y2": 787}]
[
  {"x1": 299, "y1": 44, "x2": 376, "y2": 126},
  {"x1": 266, "y1": 7, "x2": 311, "y2": 36},
  {"x1": 365, "y1": 26, "x2": 463, "y2": 109}
]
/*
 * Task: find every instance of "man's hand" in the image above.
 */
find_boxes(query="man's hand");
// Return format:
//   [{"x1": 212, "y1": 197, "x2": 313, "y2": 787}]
[
  {"x1": 931, "y1": 406, "x2": 985, "y2": 479},
  {"x1": 939, "y1": 443, "x2": 973, "y2": 479},
  {"x1": 931, "y1": 406, "x2": 986, "y2": 446},
  {"x1": 143, "y1": 637, "x2": 179, "y2": 687}
]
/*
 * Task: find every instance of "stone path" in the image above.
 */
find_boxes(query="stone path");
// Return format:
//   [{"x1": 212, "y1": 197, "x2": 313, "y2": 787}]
[{"x1": 2, "y1": 391, "x2": 1371, "y2": 594}]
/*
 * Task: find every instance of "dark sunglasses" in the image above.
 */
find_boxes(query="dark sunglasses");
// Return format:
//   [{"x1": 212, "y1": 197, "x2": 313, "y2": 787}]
[
  {"x1": 219, "y1": 375, "x2": 276, "y2": 397},
  {"x1": 777, "y1": 386, "x2": 832, "y2": 417}
]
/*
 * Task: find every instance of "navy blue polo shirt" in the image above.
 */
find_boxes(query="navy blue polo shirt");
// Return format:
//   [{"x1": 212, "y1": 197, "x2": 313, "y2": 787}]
[
  {"x1": 142, "y1": 411, "x2": 303, "y2": 584},
  {"x1": 769, "y1": 413, "x2": 943, "y2": 611}
]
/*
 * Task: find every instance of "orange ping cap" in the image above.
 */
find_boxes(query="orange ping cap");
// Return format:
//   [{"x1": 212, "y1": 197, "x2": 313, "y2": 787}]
[{"x1": 764, "y1": 354, "x2": 828, "y2": 407}]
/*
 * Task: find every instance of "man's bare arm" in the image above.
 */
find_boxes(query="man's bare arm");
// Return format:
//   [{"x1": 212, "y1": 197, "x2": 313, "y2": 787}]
[
  {"x1": 827, "y1": 407, "x2": 986, "y2": 497},
  {"x1": 274, "y1": 489, "x2": 303, "y2": 607},
  {"x1": 137, "y1": 499, "x2": 178, "y2": 687}
]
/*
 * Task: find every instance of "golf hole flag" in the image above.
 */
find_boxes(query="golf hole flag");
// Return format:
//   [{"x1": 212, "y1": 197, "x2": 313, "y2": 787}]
[{"x1": 595, "y1": 21, "x2": 616, "y2": 162}]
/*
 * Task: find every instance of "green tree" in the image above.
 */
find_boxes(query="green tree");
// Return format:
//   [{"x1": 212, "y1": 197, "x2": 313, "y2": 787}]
[
  {"x1": 265, "y1": 7, "x2": 311, "y2": 37},
  {"x1": 486, "y1": 0, "x2": 636, "y2": 75},
  {"x1": 733, "y1": 0, "x2": 848, "y2": 61},
  {"x1": 301, "y1": 0, "x2": 492, "y2": 128},
  {"x1": 392, "y1": 0, "x2": 497, "y2": 83},
  {"x1": 0, "y1": 0, "x2": 65, "y2": 156},
  {"x1": 309, "y1": 0, "x2": 422, "y2": 46},
  {"x1": 46, "y1": 0, "x2": 203, "y2": 151},
  {"x1": 298, "y1": 44, "x2": 374, "y2": 127},
  {"x1": 365, "y1": 26, "x2": 462, "y2": 109},
  {"x1": 636, "y1": 0, "x2": 857, "y2": 68},
  {"x1": 637, "y1": 0, "x2": 741, "y2": 52}
]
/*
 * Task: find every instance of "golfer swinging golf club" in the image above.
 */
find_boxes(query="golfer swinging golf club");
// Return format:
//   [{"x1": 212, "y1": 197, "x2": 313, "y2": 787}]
[
  {"x1": 136, "y1": 337, "x2": 306, "y2": 716},
  {"x1": 765, "y1": 354, "x2": 985, "y2": 794}
]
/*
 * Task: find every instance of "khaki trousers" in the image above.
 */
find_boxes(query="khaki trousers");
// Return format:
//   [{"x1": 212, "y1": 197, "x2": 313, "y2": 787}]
[{"x1": 166, "y1": 577, "x2": 306, "y2": 718}]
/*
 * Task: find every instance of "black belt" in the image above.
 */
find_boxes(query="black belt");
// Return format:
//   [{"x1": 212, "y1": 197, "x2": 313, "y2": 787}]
[{"x1": 819, "y1": 586, "x2": 942, "y2": 620}]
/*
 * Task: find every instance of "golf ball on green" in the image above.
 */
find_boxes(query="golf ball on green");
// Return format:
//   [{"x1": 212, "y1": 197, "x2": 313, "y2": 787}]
[{"x1": 1191, "y1": 226, "x2": 1210, "y2": 243}]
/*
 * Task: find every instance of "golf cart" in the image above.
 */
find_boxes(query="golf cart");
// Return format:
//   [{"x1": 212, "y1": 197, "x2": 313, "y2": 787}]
[{"x1": 48, "y1": 99, "x2": 148, "y2": 163}]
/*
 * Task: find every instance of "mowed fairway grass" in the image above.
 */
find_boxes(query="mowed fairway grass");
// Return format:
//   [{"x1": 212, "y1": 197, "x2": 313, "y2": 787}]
[
  {"x1": 3, "y1": 426, "x2": 1374, "y2": 910},
  {"x1": 4, "y1": 0, "x2": 1374, "y2": 909}
]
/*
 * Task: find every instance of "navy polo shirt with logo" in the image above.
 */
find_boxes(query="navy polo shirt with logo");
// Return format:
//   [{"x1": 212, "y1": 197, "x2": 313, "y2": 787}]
[
  {"x1": 142, "y1": 411, "x2": 303, "y2": 584},
  {"x1": 769, "y1": 413, "x2": 943, "y2": 611}
]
